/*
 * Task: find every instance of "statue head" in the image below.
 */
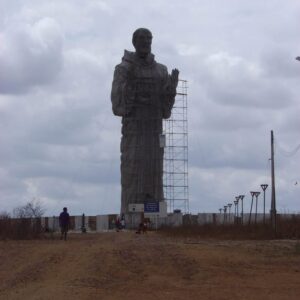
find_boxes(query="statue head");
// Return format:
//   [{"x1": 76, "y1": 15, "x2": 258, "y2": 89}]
[{"x1": 132, "y1": 28, "x2": 152, "y2": 58}]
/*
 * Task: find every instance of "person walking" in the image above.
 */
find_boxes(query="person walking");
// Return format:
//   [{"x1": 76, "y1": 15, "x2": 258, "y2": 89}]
[
  {"x1": 115, "y1": 217, "x2": 121, "y2": 232},
  {"x1": 59, "y1": 207, "x2": 70, "y2": 241},
  {"x1": 121, "y1": 217, "x2": 125, "y2": 230}
]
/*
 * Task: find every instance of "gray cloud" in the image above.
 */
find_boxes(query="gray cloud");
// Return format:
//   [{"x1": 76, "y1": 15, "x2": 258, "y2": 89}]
[
  {"x1": 0, "y1": 17, "x2": 63, "y2": 94},
  {"x1": 0, "y1": 0, "x2": 299, "y2": 215}
]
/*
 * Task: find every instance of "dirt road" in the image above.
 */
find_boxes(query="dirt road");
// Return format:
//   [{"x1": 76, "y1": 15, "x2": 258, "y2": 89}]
[{"x1": 0, "y1": 232, "x2": 300, "y2": 299}]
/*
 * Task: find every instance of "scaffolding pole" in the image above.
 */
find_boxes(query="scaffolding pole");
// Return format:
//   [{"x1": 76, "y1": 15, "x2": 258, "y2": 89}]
[{"x1": 163, "y1": 79, "x2": 189, "y2": 213}]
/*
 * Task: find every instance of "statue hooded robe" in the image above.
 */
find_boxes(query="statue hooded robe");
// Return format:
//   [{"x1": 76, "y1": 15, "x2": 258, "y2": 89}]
[{"x1": 111, "y1": 29, "x2": 178, "y2": 214}]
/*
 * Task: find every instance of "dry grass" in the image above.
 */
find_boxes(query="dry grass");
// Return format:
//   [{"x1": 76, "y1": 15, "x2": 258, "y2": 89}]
[
  {"x1": 0, "y1": 217, "x2": 44, "y2": 240},
  {"x1": 2, "y1": 214, "x2": 300, "y2": 241},
  {"x1": 158, "y1": 216, "x2": 300, "y2": 240}
]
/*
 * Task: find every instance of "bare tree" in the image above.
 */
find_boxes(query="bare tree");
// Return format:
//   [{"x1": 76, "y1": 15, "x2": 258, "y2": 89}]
[
  {"x1": 13, "y1": 198, "x2": 46, "y2": 218},
  {"x1": 0, "y1": 211, "x2": 10, "y2": 219}
]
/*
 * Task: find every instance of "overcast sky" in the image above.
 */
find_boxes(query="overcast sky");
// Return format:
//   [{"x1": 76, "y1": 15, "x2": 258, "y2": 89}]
[{"x1": 1, "y1": 0, "x2": 299, "y2": 216}]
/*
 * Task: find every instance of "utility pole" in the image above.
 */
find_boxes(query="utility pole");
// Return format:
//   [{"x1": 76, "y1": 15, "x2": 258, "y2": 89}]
[{"x1": 270, "y1": 130, "x2": 277, "y2": 233}]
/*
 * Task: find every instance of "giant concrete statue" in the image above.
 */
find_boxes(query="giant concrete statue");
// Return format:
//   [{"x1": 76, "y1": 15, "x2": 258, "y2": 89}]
[{"x1": 111, "y1": 28, "x2": 179, "y2": 213}]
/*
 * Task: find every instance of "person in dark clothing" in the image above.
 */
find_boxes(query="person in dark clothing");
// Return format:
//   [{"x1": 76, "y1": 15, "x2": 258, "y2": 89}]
[
  {"x1": 59, "y1": 207, "x2": 70, "y2": 240},
  {"x1": 115, "y1": 217, "x2": 121, "y2": 232}
]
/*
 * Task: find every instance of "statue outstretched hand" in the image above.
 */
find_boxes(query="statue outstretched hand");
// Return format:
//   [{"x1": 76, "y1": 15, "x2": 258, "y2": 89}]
[
  {"x1": 168, "y1": 68, "x2": 179, "y2": 97},
  {"x1": 171, "y1": 68, "x2": 179, "y2": 86}
]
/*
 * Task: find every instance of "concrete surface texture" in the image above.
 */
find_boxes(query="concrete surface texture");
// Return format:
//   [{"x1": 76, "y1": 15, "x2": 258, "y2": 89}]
[{"x1": 1, "y1": 232, "x2": 300, "y2": 300}]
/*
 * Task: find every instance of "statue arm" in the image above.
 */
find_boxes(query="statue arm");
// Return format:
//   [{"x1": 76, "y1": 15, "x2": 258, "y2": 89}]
[{"x1": 162, "y1": 68, "x2": 179, "y2": 119}]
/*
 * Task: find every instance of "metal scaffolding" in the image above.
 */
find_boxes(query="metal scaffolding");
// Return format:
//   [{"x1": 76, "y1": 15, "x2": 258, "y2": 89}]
[{"x1": 163, "y1": 79, "x2": 189, "y2": 213}]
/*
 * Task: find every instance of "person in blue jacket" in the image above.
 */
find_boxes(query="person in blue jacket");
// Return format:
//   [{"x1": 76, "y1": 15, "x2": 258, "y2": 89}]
[{"x1": 59, "y1": 207, "x2": 70, "y2": 240}]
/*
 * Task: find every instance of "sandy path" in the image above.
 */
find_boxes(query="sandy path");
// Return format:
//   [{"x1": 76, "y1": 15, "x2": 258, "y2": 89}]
[{"x1": 1, "y1": 232, "x2": 300, "y2": 299}]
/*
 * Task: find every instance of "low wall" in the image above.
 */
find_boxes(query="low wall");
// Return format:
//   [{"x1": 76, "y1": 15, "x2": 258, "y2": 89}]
[
  {"x1": 96, "y1": 215, "x2": 109, "y2": 231},
  {"x1": 40, "y1": 213, "x2": 183, "y2": 232},
  {"x1": 38, "y1": 213, "x2": 299, "y2": 232}
]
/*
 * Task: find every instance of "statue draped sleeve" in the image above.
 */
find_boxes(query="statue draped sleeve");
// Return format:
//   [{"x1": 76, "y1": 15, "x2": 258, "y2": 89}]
[
  {"x1": 111, "y1": 65, "x2": 128, "y2": 117},
  {"x1": 111, "y1": 61, "x2": 177, "y2": 119}
]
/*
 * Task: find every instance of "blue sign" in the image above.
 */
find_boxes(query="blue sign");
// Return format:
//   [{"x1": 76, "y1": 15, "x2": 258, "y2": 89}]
[{"x1": 144, "y1": 202, "x2": 159, "y2": 213}]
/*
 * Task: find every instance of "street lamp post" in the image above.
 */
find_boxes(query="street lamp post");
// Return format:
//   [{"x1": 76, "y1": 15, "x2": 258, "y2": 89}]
[
  {"x1": 235, "y1": 196, "x2": 240, "y2": 219},
  {"x1": 233, "y1": 200, "x2": 238, "y2": 224},
  {"x1": 261, "y1": 184, "x2": 268, "y2": 224},
  {"x1": 254, "y1": 192, "x2": 260, "y2": 224},
  {"x1": 249, "y1": 192, "x2": 255, "y2": 225},
  {"x1": 219, "y1": 208, "x2": 223, "y2": 225},
  {"x1": 239, "y1": 195, "x2": 245, "y2": 225},
  {"x1": 224, "y1": 206, "x2": 228, "y2": 224},
  {"x1": 227, "y1": 203, "x2": 232, "y2": 224},
  {"x1": 235, "y1": 196, "x2": 240, "y2": 224}
]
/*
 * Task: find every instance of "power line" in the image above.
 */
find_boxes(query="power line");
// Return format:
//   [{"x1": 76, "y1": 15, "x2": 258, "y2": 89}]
[{"x1": 274, "y1": 138, "x2": 300, "y2": 157}]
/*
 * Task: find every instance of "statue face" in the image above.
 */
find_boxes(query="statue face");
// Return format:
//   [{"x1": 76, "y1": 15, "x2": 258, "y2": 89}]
[{"x1": 134, "y1": 30, "x2": 152, "y2": 57}]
